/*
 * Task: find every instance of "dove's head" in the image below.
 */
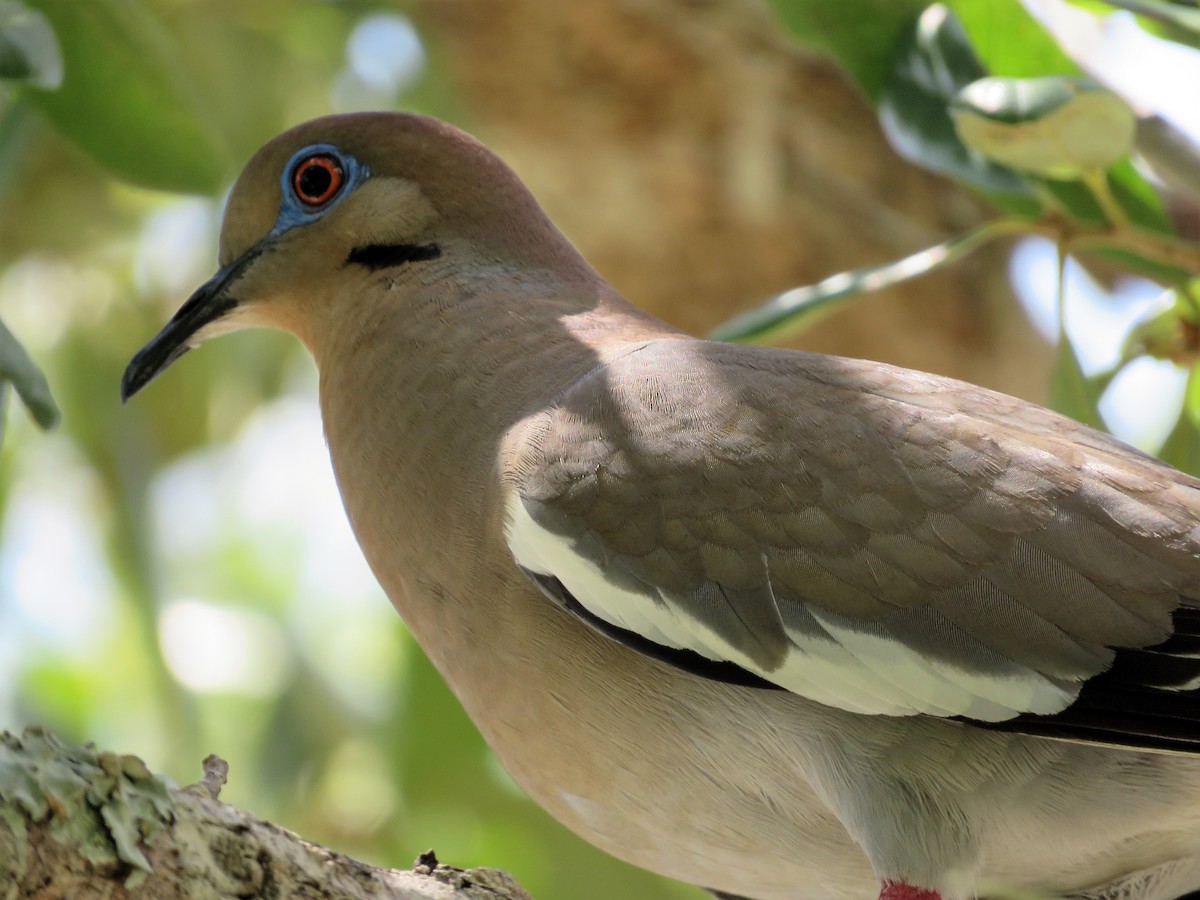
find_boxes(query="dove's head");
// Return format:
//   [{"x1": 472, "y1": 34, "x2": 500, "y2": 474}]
[{"x1": 122, "y1": 112, "x2": 585, "y2": 400}]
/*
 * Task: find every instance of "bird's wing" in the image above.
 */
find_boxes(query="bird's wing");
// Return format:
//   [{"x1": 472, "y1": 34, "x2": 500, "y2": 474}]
[{"x1": 503, "y1": 338, "x2": 1200, "y2": 747}]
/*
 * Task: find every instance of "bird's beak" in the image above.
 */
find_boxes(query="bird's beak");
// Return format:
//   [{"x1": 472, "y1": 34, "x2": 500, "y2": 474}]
[{"x1": 121, "y1": 242, "x2": 266, "y2": 402}]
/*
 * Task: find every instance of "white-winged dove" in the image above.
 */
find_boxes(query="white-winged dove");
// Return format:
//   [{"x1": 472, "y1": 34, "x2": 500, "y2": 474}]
[{"x1": 123, "y1": 112, "x2": 1200, "y2": 900}]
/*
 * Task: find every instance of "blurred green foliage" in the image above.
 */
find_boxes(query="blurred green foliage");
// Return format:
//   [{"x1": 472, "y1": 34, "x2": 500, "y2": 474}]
[
  {"x1": 24, "y1": 0, "x2": 230, "y2": 193},
  {"x1": 1, "y1": 2, "x2": 1199, "y2": 899},
  {"x1": 0, "y1": 2, "x2": 699, "y2": 898},
  {"x1": 742, "y1": 1, "x2": 1200, "y2": 462}
]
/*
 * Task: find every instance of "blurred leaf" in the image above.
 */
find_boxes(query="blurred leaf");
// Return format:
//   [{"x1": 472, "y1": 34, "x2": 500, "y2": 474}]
[
  {"x1": 710, "y1": 270, "x2": 871, "y2": 345},
  {"x1": 1158, "y1": 363, "x2": 1200, "y2": 474},
  {"x1": 764, "y1": 0, "x2": 1078, "y2": 102},
  {"x1": 952, "y1": 0, "x2": 1079, "y2": 75},
  {"x1": 881, "y1": 3, "x2": 1173, "y2": 231},
  {"x1": 20, "y1": 0, "x2": 228, "y2": 193},
  {"x1": 0, "y1": 314, "x2": 58, "y2": 429},
  {"x1": 952, "y1": 77, "x2": 1135, "y2": 178},
  {"x1": 711, "y1": 218, "x2": 1030, "y2": 343},
  {"x1": 0, "y1": 0, "x2": 59, "y2": 86},
  {"x1": 1049, "y1": 335, "x2": 1109, "y2": 429},
  {"x1": 1184, "y1": 354, "x2": 1200, "y2": 425},
  {"x1": 1045, "y1": 189, "x2": 1194, "y2": 284},
  {"x1": 0, "y1": 33, "x2": 28, "y2": 79},
  {"x1": 1087, "y1": 244, "x2": 1195, "y2": 285},
  {"x1": 1137, "y1": 115, "x2": 1200, "y2": 205},
  {"x1": 1023, "y1": 0, "x2": 1200, "y2": 127},
  {"x1": 1122, "y1": 290, "x2": 1200, "y2": 366},
  {"x1": 1159, "y1": 409, "x2": 1200, "y2": 473},
  {"x1": 953, "y1": 76, "x2": 1088, "y2": 125},
  {"x1": 164, "y1": 3, "x2": 359, "y2": 167},
  {"x1": 1105, "y1": 157, "x2": 1173, "y2": 233},
  {"x1": 879, "y1": 5, "x2": 1033, "y2": 198},
  {"x1": 1098, "y1": 0, "x2": 1200, "y2": 35},
  {"x1": 765, "y1": 0, "x2": 926, "y2": 100},
  {"x1": 1033, "y1": 160, "x2": 1173, "y2": 245}
]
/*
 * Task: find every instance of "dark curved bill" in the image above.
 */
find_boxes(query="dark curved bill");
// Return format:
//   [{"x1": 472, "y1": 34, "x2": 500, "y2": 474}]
[{"x1": 121, "y1": 243, "x2": 265, "y2": 402}]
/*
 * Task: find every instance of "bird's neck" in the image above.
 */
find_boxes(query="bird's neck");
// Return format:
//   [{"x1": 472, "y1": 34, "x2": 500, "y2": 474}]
[
  {"x1": 313, "y1": 264, "x2": 676, "y2": 452},
  {"x1": 310, "y1": 264, "x2": 678, "y2": 641}
]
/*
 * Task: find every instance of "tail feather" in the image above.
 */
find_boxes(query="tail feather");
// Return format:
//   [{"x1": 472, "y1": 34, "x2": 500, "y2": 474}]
[{"x1": 980, "y1": 601, "x2": 1200, "y2": 753}]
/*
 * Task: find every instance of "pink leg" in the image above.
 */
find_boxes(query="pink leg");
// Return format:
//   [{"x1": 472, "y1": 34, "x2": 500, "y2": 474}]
[{"x1": 879, "y1": 881, "x2": 942, "y2": 900}]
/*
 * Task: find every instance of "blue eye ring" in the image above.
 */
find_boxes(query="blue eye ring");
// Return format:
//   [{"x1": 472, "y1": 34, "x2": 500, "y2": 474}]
[{"x1": 272, "y1": 144, "x2": 371, "y2": 237}]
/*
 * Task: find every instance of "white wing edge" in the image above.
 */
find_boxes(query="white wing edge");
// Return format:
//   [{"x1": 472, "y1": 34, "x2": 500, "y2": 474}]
[{"x1": 503, "y1": 492, "x2": 1077, "y2": 721}]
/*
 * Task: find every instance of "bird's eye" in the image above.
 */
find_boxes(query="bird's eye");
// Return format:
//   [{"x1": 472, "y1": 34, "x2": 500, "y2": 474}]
[{"x1": 291, "y1": 154, "x2": 344, "y2": 206}]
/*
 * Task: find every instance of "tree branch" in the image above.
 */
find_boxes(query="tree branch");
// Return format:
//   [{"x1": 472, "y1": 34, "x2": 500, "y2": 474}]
[{"x1": 0, "y1": 727, "x2": 533, "y2": 900}]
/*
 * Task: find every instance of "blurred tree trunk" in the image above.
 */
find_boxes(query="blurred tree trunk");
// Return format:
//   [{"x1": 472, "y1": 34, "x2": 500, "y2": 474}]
[{"x1": 414, "y1": 0, "x2": 1051, "y2": 400}]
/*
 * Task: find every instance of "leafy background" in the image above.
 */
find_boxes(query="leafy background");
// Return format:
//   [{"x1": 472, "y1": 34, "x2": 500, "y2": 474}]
[{"x1": 1, "y1": 1, "x2": 1198, "y2": 898}]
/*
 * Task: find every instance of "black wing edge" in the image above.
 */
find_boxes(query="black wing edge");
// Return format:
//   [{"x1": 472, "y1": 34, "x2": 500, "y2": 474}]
[
  {"x1": 972, "y1": 604, "x2": 1200, "y2": 754},
  {"x1": 519, "y1": 567, "x2": 781, "y2": 691}
]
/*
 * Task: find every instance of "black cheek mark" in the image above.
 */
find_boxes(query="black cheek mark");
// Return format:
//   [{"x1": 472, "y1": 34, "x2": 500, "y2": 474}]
[{"x1": 346, "y1": 242, "x2": 442, "y2": 272}]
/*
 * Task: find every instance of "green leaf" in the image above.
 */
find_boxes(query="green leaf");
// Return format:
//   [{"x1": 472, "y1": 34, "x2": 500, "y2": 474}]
[
  {"x1": 20, "y1": 0, "x2": 228, "y2": 193},
  {"x1": 1032, "y1": 161, "x2": 1174, "y2": 239},
  {"x1": 764, "y1": 0, "x2": 1078, "y2": 101},
  {"x1": 1137, "y1": 115, "x2": 1200, "y2": 206},
  {"x1": 0, "y1": 315, "x2": 58, "y2": 429},
  {"x1": 951, "y1": 0, "x2": 1080, "y2": 75},
  {"x1": 879, "y1": 5, "x2": 1033, "y2": 198},
  {"x1": 1183, "y1": 355, "x2": 1200, "y2": 426},
  {"x1": 0, "y1": 33, "x2": 28, "y2": 80},
  {"x1": 1121, "y1": 291, "x2": 1198, "y2": 366},
  {"x1": 1157, "y1": 363, "x2": 1200, "y2": 474},
  {"x1": 952, "y1": 77, "x2": 1136, "y2": 178},
  {"x1": 1098, "y1": 0, "x2": 1200, "y2": 37},
  {"x1": 1158, "y1": 410, "x2": 1200, "y2": 474},
  {"x1": 710, "y1": 218, "x2": 1030, "y2": 343},
  {"x1": 1049, "y1": 335, "x2": 1109, "y2": 429},
  {"x1": 0, "y1": 1, "x2": 59, "y2": 86},
  {"x1": 1106, "y1": 157, "x2": 1173, "y2": 233},
  {"x1": 954, "y1": 75, "x2": 1081, "y2": 125},
  {"x1": 709, "y1": 273, "x2": 863, "y2": 345},
  {"x1": 765, "y1": 0, "x2": 927, "y2": 101}
]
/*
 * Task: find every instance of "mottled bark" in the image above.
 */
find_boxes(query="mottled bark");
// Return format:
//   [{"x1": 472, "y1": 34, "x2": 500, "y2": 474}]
[
  {"x1": 414, "y1": 0, "x2": 1051, "y2": 400},
  {"x1": 0, "y1": 728, "x2": 531, "y2": 900}
]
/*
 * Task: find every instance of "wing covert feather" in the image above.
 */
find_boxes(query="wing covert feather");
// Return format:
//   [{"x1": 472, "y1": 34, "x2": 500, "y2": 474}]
[{"x1": 504, "y1": 339, "x2": 1200, "y2": 724}]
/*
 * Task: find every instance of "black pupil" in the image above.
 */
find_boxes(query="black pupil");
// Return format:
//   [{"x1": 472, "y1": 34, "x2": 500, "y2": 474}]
[{"x1": 298, "y1": 160, "x2": 334, "y2": 199}]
